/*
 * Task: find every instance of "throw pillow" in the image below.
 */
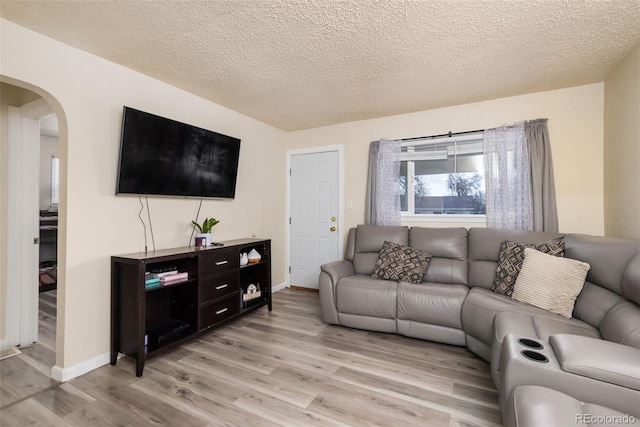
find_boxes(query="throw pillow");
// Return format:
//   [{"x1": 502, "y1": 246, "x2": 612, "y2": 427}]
[
  {"x1": 512, "y1": 248, "x2": 590, "y2": 319},
  {"x1": 371, "y1": 241, "x2": 432, "y2": 284},
  {"x1": 493, "y1": 240, "x2": 565, "y2": 296}
]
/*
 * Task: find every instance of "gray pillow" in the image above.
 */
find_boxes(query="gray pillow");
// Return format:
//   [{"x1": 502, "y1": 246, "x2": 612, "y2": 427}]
[{"x1": 372, "y1": 241, "x2": 432, "y2": 284}]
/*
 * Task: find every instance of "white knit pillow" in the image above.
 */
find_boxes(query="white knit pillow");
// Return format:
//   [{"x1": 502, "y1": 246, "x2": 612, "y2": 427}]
[{"x1": 512, "y1": 248, "x2": 590, "y2": 319}]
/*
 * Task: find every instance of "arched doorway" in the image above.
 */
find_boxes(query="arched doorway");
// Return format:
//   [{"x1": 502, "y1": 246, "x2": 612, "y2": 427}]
[{"x1": 0, "y1": 77, "x2": 67, "y2": 381}]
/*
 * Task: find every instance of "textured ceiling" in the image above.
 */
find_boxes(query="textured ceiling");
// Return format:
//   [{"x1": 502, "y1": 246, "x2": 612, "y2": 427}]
[{"x1": 1, "y1": 0, "x2": 639, "y2": 131}]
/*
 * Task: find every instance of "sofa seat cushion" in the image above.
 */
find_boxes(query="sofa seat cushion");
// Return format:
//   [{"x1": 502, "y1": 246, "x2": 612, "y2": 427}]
[
  {"x1": 494, "y1": 311, "x2": 601, "y2": 346},
  {"x1": 397, "y1": 282, "x2": 468, "y2": 329},
  {"x1": 506, "y1": 385, "x2": 630, "y2": 427},
  {"x1": 336, "y1": 274, "x2": 397, "y2": 318},
  {"x1": 461, "y1": 287, "x2": 566, "y2": 346}
]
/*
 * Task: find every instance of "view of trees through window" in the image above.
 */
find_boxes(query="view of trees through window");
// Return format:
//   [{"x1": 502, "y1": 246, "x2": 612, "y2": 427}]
[{"x1": 400, "y1": 138, "x2": 486, "y2": 216}]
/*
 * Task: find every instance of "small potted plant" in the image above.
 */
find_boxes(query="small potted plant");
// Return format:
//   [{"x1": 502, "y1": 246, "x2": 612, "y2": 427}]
[{"x1": 192, "y1": 217, "x2": 219, "y2": 247}]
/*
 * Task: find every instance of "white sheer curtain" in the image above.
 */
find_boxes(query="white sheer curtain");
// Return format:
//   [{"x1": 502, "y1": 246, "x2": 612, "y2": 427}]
[
  {"x1": 365, "y1": 139, "x2": 401, "y2": 225},
  {"x1": 484, "y1": 123, "x2": 533, "y2": 230}
]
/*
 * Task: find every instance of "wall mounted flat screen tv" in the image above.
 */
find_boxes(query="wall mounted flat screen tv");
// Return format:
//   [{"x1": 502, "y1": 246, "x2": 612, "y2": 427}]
[{"x1": 116, "y1": 107, "x2": 241, "y2": 199}]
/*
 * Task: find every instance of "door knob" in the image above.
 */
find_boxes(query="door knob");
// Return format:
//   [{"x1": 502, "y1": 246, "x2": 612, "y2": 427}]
[
  {"x1": 331, "y1": 216, "x2": 336, "y2": 222},
  {"x1": 330, "y1": 226, "x2": 337, "y2": 232}
]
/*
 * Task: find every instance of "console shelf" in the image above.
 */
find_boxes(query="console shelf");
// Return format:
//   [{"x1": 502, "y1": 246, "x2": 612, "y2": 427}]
[{"x1": 110, "y1": 238, "x2": 272, "y2": 376}]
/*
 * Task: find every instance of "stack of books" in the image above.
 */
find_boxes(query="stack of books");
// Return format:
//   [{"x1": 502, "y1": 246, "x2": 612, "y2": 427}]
[
  {"x1": 158, "y1": 271, "x2": 189, "y2": 286},
  {"x1": 145, "y1": 273, "x2": 160, "y2": 289},
  {"x1": 144, "y1": 270, "x2": 189, "y2": 289}
]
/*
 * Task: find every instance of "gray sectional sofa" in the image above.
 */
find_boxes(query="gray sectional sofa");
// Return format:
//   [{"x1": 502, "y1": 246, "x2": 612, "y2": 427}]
[{"x1": 319, "y1": 225, "x2": 640, "y2": 426}]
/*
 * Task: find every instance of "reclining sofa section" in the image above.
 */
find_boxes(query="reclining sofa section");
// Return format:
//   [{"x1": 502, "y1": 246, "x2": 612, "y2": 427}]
[{"x1": 319, "y1": 225, "x2": 640, "y2": 420}]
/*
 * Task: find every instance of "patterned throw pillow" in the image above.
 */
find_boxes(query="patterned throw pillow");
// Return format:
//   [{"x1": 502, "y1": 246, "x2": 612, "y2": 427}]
[
  {"x1": 492, "y1": 240, "x2": 565, "y2": 296},
  {"x1": 371, "y1": 241, "x2": 432, "y2": 284}
]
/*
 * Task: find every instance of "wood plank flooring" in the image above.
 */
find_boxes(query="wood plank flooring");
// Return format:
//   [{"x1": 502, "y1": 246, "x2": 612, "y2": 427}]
[
  {"x1": 0, "y1": 290, "x2": 58, "y2": 410},
  {"x1": 0, "y1": 289, "x2": 502, "y2": 426}
]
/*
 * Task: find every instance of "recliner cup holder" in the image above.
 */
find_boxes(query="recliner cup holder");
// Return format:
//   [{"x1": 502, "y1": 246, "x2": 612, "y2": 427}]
[
  {"x1": 521, "y1": 350, "x2": 548, "y2": 363},
  {"x1": 518, "y1": 338, "x2": 544, "y2": 350}
]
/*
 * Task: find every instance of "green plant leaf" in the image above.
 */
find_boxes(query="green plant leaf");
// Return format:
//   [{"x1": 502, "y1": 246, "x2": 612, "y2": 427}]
[
  {"x1": 191, "y1": 220, "x2": 203, "y2": 233},
  {"x1": 192, "y1": 217, "x2": 219, "y2": 233}
]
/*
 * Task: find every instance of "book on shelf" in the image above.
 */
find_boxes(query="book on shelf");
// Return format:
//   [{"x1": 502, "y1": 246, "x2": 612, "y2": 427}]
[
  {"x1": 159, "y1": 272, "x2": 189, "y2": 286},
  {"x1": 145, "y1": 277, "x2": 160, "y2": 285},
  {"x1": 161, "y1": 278, "x2": 188, "y2": 286},
  {"x1": 160, "y1": 272, "x2": 188, "y2": 282},
  {"x1": 154, "y1": 270, "x2": 179, "y2": 278},
  {"x1": 145, "y1": 281, "x2": 161, "y2": 290}
]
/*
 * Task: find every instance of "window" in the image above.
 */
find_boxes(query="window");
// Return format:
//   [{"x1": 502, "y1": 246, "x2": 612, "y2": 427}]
[
  {"x1": 50, "y1": 156, "x2": 59, "y2": 207},
  {"x1": 400, "y1": 136, "x2": 486, "y2": 217}
]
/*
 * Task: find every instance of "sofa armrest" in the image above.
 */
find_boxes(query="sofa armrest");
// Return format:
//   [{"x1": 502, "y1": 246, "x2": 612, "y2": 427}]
[
  {"x1": 319, "y1": 260, "x2": 355, "y2": 325},
  {"x1": 320, "y1": 260, "x2": 355, "y2": 286},
  {"x1": 550, "y1": 334, "x2": 640, "y2": 391}
]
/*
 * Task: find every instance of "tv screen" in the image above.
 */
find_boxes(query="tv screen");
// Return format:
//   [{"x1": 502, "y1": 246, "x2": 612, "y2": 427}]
[{"x1": 116, "y1": 107, "x2": 241, "y2": 199}]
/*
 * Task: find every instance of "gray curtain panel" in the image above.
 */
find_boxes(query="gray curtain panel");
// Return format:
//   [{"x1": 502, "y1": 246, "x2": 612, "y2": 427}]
[
  {"x1": 364, "y1": 141, "x2": 380, "y2": 224},
  {"x1": 365, "y1": 139, "x2": 401, "y2": 225},
  {"x1": 525, "y1": 119, "x2": 559, "y2": 232}
]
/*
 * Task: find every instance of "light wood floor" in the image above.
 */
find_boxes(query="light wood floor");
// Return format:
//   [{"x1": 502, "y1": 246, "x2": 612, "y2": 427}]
[
  {"x1": 0, "y1": 289, "x2": 502, "y2": 426},
  {"x1": 0, "y1": 290, "x2": 58, "y2": 410}
]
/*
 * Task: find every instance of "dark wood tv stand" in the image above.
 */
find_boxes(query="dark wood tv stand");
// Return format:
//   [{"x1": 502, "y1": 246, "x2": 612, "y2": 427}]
[{"x1": 110, "y1": 238, "x2": 272, "y2": 376}]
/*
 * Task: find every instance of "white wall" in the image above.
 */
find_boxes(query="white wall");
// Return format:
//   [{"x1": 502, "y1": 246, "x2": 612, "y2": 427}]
[
  {"x1": 39, "y1": 135, "x2": 58, "y2": 210},
  {"x1": 604, "y1": 44, "x2": 640, "y2": 240},
  {"x1": 1, "y1": 19, "x2": 288, "y2": 373},
  {"x1": 288, "y1": 84, "x2": 605, "y2": 238}
]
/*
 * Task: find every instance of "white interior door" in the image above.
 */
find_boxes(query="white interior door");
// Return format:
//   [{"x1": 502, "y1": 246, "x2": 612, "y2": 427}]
[
  {"x1": 5, "y1": 105, "x2": 41, "y2": 348},
  {"x1": 290, "y1": 151, "x2": 339, "y2": 289}
]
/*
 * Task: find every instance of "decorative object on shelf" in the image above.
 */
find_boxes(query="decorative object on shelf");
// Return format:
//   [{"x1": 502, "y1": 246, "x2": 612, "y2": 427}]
[
  {"x1": 195, "y1": 236, "x2": 206, "y2": 248},
  {"x1": 243, "y1": 283, "x2": 262, "y2": 302},
  {"x1": 247, "y1": 248, "x2": 261, "y2": 264},
  {"x1": 240, "y1": 252, "x2": 249, "y2": 266},
  {"x1": 191, "y1": 217, "x2": 220, "y2": 247}
]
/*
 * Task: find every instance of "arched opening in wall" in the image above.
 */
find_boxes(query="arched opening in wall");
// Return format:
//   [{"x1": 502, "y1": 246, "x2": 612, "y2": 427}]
[{"x1": 0, "y1": 77, "x2": 67, "y2": 383}]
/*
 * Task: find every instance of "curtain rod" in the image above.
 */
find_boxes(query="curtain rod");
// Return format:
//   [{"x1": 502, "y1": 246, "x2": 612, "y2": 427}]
[{"x1": 400, "y1": 128, "x2": 484, "y2": 142}]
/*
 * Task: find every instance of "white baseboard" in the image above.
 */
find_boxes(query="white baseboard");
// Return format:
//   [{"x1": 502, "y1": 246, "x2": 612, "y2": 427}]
[
  {"x1": 272, "y1": 282, "x2": 287, "y2": 293},
  {"x1": 51, "y1": 351, "x2": 111, "y2": 382}
]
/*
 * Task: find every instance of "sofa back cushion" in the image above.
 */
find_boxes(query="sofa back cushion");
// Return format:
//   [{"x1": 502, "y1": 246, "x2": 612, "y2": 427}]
[
  {"x1": 565, "y1": 234, "x2": 640, "y2": 298},
  {"x1": 563, "y1": 234, "x2": 640, "y2": 327},
  {"x1": 409, "y1": 227, "x2": 468, "y2": 285},
  {"x1": 573, "y1": 282, "x2": 622, "y2": 329},
  {"x1": 346, "y1": 228, "x2": 356, "y2": 261},
  {"x1": 623, "y1": 252, "x2": 640, "y2": 306},
  {"x1": 599, "y1": 300, "x2": 640, "y2": 349},
  {"x1": 467, "y1": 228, "x2": 564, "y2": 289},
  {"x1": 352, "y1": 225, "x2": 409, "y2": 275}
]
